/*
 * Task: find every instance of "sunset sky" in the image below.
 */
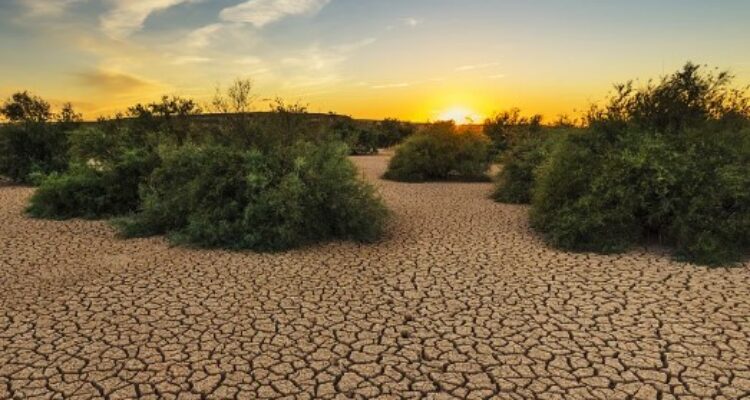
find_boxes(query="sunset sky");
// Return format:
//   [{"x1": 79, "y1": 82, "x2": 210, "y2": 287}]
[{"x1": 1, "y1": 0, "x2": 749, "y2": 122}]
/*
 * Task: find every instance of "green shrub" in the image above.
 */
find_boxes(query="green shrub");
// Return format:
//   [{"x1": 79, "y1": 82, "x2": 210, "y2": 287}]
[
  {"x1": 0, "y1": 123, "x2": 70, "y2": 183},
  {"x1": 492, "y1": 130, "x2": 565, "y2": 204},
  {"x1": 116, "y1": 141, "x2": 388, "y2": 251},
  {"x1": 329, "y1": 117, "x2": 379, "y2": 155},
  {"x1": 483, "y1": 109, "x2": 542, "y2": 156},
  {"x1": 531, "y1": 63, "x2": 750, "y2": 265},
  {"x1": 27, "y1": 149, "x2": 159, "y2": 219},
  {"x1": 377, "y1": 118, "x2": 415, "y2": 148},
  {"x1": 0, "y1": 92, "x2": 83, "y2": 183},
  {"x1": 384, "y1": 122, "x2": 490, "y2": 182},
  {"x1": 27, "y1": 125, "x2": 162, "y2": 219}
]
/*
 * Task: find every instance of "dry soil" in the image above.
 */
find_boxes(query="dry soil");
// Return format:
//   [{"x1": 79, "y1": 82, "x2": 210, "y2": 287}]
[{"x1": 1, "y1": 155, "x2": 749, "y2": 399}]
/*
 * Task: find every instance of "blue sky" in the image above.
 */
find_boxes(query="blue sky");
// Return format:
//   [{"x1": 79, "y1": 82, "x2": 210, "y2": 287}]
[{"x1": 1, "y1": 0, "x2": 749, "y2": 120}]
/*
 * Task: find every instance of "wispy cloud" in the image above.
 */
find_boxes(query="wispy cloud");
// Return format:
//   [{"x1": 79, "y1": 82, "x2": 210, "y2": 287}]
[
  {"x1": 403, "y1": 17, "x2": 423, "y2": 27},
  {"x1": 333, "y1": 38, "x2": 376, "y2": 52},
  {"x1": 235, "y1": 56, "x2": 262, "y2": 65},
  {"x1": 185, "y1": 23, "x2": 223, "y2": 48},
  {"x1": 489, "y1": 73, "x2": 506, "y2": 80},
  {"x1": 282, "y1": 45, "x2": 345, "y2": 71},
  {"x1": 282, "y1": 38, "x2": 375, "y2": 71},
  {"x1": 171, "y1": 56, "x2": 212, "y2": 65},
  {"x1": 220, "y1": 0, "x2": 330, "y2": 28},
  {"x1": 100, "y1": 0, "x2": 200, "y2": 38},
  {"x1": 455, "y1": 62, "x2": 501, "y2": 72},
  {"x1": 22, "y1": 0, "x2": 85, "y2": 16},
  {"x1": 370, "y1": 77, "x2": 441, "y2": 89},
  {"x1": 371, "y1": 82, "x2": 412, "y2": 89},
  {"x1": 73, "y1": 69, "x2": 157, "y2": 92}
]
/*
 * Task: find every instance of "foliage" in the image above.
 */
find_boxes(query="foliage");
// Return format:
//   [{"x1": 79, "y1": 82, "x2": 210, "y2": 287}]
[
  {"x1": 0, "y1": 123, "x2": 70, "y2": 183},
  {"x1": 0, "y1": 91, "x2": 52, "y2": 123},
  {"x1": 377, "y1": 118, "x2": 415, "y2": 148},
  {"x1": 585, "y1": 62, "x2": 750, "y2": 134},
  {"x1": 384, "y1": 122, "x2": 491, "y2": 182},
  {"x1": 0, "y1": 92, "x2": 83, "y2": 183},
  {"x1": 26, "y1": 123, "x2": 164, "y2": 218},
  {"x1": 127, "y1": 95, "x2": 201, "y2": 145},
  {"x1": 328, "y1": 117, "x2": 379, "y2": 155},
  {"x1": 58, "y1": 102, "x2": 83, "y2": 124},
  {"x1": 116, "y1": 141, "x2": 388, "y2": 251},
  {"x1": 211, "y1": 78, "x2": 256, "y2": 114},
  {"x1": 492, "y1": 130, "x2": 565, "y2": 204},
  {"x1": 4, "y1": 85, "x2": 389, "y2": 252},
  {"x1": 483, "y1": 108, "x2": 543, "y2": 156},
  {"x1": 531, "y1": 63, "x2": 750, "y2": 265},
  {"x1": 27, "y1": 149, "x2": 160, "y2": 219}
]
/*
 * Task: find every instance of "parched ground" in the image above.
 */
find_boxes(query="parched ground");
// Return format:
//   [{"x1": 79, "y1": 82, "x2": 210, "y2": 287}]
[{"x1": 1, "y1": 155, "x2": 749, "y2": 400}]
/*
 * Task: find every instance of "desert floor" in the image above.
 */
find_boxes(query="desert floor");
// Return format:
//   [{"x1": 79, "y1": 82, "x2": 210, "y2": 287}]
[{"x1": 1, "y1": 154, "x2": 749, "y2": 400}]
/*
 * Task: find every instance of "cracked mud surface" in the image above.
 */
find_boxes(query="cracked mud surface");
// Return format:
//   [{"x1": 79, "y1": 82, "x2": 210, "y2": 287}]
[{"x1": 1, "y1": 154, "x2": 749, "y2": 400}]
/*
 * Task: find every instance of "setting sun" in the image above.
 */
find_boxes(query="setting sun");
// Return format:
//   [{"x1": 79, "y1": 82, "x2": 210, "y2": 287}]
[{"x1": 436, "y1": 106, "x2": 483, "y2": 124}]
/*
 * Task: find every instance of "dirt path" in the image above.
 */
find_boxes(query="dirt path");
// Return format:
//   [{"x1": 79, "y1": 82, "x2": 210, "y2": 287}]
[{"x1": 1, "y1": 154, "x2": 749, "y2": 399}]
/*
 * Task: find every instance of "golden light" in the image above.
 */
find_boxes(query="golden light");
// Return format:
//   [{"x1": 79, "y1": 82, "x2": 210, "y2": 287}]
[{"x1": 435, "y1": 106, "x2": 483, "y2": 125}]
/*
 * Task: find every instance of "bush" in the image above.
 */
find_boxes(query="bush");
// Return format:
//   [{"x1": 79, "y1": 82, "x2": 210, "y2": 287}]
[
  {"x1": 483, "y1": 109, "x2": 542, "y2": 156},
  {"x1": 531, "y1": 63, "x2": 750, "y2": 265},
  {"x1": 0, "y1": 92, "x2": 84, "y2": 183},
  {"x1": 0, "y1": 123, "x2": 70, "y2": 183},
  {"x1": 377, "y1": 118, "x2": 415, "y2": 148},
  {"x1": 26, "y1": 125, "x2": 162, "y2": 219},
  {"x1": 116, "y1": 141, "x2": 388, "y2": 251},
  {"x1": 329, "y1": 117, "x2": 379, "y2": 155},
  {"x1": 27, "y1": 149, "x2": 159, "y2": 219},
  {"x1": 384, "y1": 122, "x2": 491, "y2": 182},
  {"x1": 492, "y1": 130, "x2": 565, "y2": 204}
]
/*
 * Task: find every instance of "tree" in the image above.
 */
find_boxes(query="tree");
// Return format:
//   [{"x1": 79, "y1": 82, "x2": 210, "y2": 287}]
[
  {"x1": 483, "y1": 108, "x2": 543, "y2": 155},
  {"x1": 57, "y1": 102, "x2": 83, "y2": 123},
  {"x1": 127, "y1": 96, "x2": 201, "y2": 145},
  {"x1": 211, "y1": 78, "x2": 255, "y2": 114},
  {"x1": 0, "y1": 91, "x2": 52, "y2": 123}
]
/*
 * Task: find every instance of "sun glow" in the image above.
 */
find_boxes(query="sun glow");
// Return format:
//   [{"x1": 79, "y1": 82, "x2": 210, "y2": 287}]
[{"x1": 435, "y1": 106, "x2": 483, "y2": 125}]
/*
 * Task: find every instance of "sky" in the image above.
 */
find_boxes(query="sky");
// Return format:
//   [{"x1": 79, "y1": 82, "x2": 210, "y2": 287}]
[{"x1": 1, "y1": 0, "x2": 749, "y2": 122}]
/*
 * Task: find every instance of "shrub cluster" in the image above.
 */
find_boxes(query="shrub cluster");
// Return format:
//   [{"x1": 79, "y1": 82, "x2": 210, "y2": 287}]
[
  {"x1": 23, "y1": 94, "x2": 389, "y2": 251},
  {"x1": 483, "y1": 109, "x2": 543, "y2": 156},
  {"x1": 529, "y1": 63, "x2": 750, "y2": 265},
  {"x1": 492, "y1": 129, "x2": 566, "y2": 204},
  {"x1": 28, "y1": 122, "x2": 164, "y2": 219},
  {"x1": 376, "y1": 118, "x2": 415, "y2": 148},
  {"x1": 0, "y1": 123, "x2": 70, "y2": 184},
  {"x1": 116, "y1": 142, "x2": 387, "y2": 250},
  {"x1": 325, "y1": 117, "x2": 414, "y2": 155},
  {"x1": 27, "y1": 149, "x2": 159, "y2": 219},
  {"x1": 328, "y1": 117, "x2": 379, "y2": 155},
  {"x1": 384, "y1": 122, "x2": 491, "y2": 182},
  {"x1": 0, "y1": 92, "x2": 80, "y2": 183}
]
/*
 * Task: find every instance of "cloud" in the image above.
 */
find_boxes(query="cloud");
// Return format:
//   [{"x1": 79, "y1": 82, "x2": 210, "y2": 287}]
[
  {"x1": 489, "y1": 73, "x2": 506, "y2": 80},
  {"x1": 282, "y1": 38, "x2": 374, "y2": 72},
  {"x1": 22, "y1": 0, "x2": 85, "y2": 16},
  {"x1": 333, "y1": 38, "x2": 376, "y2": 52},
  {"x1": 235, "y1": 56, "x2": 262, "y2": 65},
  {"x1": 73, "y1": 69, "x2": 156, "y2": 92},
  {"x1": 171, "y1": 56, "x2": 212, "y2": 65},
  {"x1": 185, "y1": 23, "x2": 223, "y2": 48},
  {"x1": 455, "y1": 62, "x2": 501, "y2": 72},
  {"x1": 220, "y1": 0, "x2": 330, "y2": 28},
  {"x1": 282, "y1": 47, "x2": 345, "y2": 71},
  {"x1": 371, "y1": 82, "x2": 412, "y2": 89},
  {"x1": 100, "y1": 0, "x2": 200, "y2": 38},
  {"x1": 403, "y1": 17, "x2": 422, "y2": 27}
]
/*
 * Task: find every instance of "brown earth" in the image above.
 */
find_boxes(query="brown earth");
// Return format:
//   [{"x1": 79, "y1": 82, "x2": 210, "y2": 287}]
[{"x1": 1, "y1": 154, "x2": 749, "y2": 400}]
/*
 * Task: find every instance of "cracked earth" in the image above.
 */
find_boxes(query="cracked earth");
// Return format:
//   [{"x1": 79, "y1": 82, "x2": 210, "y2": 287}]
[{"x1": 1, "y1": 154, "x2": 749, "y2": 400}]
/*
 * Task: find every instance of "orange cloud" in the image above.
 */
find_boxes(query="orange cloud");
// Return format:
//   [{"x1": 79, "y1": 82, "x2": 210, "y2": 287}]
[{"x1": 73, "y1": 69, "x2": 157, "y2": 93}]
